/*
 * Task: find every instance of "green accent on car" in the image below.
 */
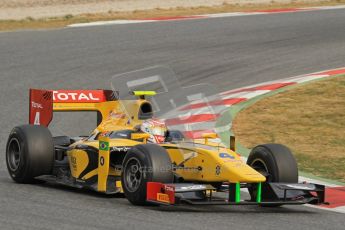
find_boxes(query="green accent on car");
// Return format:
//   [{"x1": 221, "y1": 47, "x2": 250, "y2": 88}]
[
  {"x1": 235, "y1": 182, "x2": 241, "y2": 203},
  {"x1": 99, "y1": 141, "x2": 109, "y2": 151},
  {"x1": 256, "y1": 182, "x2": 262, "y2": 203}
]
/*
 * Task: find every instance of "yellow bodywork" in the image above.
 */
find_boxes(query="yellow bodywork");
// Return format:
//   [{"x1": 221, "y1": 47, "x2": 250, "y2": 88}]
[
  {"x1": 60, "y1": 98, "x2": 265, "y2": 193},
  {"x1": 162, "y1": 143, "x2": 265, "y2": 183},
  {"x1": 67, "y1": 148, "x2": 89, "y2": 179},
  {"x1": 98, "y1": 136, "x2": 111, "y2": 192}
]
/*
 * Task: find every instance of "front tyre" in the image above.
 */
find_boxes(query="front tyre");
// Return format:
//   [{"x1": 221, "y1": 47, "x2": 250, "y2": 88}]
[
  {"x1": 121, "y1": 144, "x2": 173, "y2": 205},
  {"x1": 6, "y1": 125, "x2": 54, "y2": 183},
  {"x1": 247, "y1": 144, "x2": 298, "y2": 206}
]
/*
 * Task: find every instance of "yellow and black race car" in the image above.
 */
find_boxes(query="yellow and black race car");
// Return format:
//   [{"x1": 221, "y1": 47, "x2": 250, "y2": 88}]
[{"x1": 6, "y1": 88, "x2": 325, "y2": 206}]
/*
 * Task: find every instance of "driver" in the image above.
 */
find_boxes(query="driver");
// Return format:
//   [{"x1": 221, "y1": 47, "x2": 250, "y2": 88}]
[{"x1": 140, "y1": 118, "x2": 167, "y2": 143}]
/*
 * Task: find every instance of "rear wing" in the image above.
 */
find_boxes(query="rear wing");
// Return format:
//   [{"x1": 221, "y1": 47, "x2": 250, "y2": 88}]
[{"x1": 29, "y1": 89, "x2": 119, "y2": 127}]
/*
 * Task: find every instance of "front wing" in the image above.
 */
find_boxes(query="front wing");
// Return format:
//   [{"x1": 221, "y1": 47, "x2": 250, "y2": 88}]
[{"x1": 146, "y1": 182, "x2": 326, "y2": 206}]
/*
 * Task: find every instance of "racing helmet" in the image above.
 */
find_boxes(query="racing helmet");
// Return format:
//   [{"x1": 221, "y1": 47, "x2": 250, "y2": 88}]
[{"x1": 140, "y1": 118, "x2": 167, "y2": 143}]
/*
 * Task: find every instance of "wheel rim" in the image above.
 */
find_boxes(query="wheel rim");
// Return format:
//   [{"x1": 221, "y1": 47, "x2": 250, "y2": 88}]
[
  {"x1": 124, "y1": 158, "x2": 143, "y2": 192},
  {"x1": 251, "y1": 159, "x2": 271, "y2": 181},
  {"x1": 7, "y1": 138, "x2": 21, "y2": 171}
]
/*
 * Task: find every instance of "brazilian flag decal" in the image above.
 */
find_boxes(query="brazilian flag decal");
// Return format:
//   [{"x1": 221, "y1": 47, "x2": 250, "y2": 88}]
[{"x1": 99, "y1": 141, "x2": 109, "y2": 151}]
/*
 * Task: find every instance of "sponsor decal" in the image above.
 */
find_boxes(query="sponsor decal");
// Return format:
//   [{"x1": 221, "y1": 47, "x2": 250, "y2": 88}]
[
  {"x1": 109, "y1": 111, "x2": 126, "y2": 119},
  {"x1": 29, "y1": 89, "x2": 53, "y2": 126},
  {"x1": 111, "y1": 146, "x2": 131, "y2": 152},
  {"x1": 164, "y1": 185, "x2": 175, "y2": 192},
  {"x1": 219, "y1": 153, "x2": 235, "y2": 159},
  {"x1": 180, "y1": 185, "x2": 206, "y2": 190},
  {"x1": 31, "y1": 101, "x2": 44, "y2": 125},
  {"x1": 31, "y1": 101, "x2": 43, "y2": 109},
  {"x1": 53, "y1": 90, "x2": 105, "y2": 103},
  {"x1": 99, "y1": 141, "x2": 109, "y2": 151},
  {"x1": 157, "y1": 193, "x2": 170, "y2": 203},
  {"x1": 215, "y1": 165, "x2": 221, "y2": 175},
  {"x1": 285, "y1": 184, "x2": 314, "y2": 190},
  {"x1": 100, "y1": 156, "x2": 105, "y2": 166},
  {"x1": 117, "y1": 133, "x2": 128, "y2": 137}
]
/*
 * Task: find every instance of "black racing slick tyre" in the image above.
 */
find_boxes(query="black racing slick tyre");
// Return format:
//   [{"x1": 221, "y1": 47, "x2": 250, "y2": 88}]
[
  {"x1": 6, "y1": 125, "x2": 54, "y2": 183},
  {"x1": 247, "y1": 144, "x2": 298, "y2": 206},
  {"x1": 247, "y1": 144, "x2": 298, "y2": 182},
  {"x1": 121, "y1": 144, "x2": 174, "y2": 205}
]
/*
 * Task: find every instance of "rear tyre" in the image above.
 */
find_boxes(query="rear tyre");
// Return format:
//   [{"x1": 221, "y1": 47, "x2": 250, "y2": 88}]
[
  {"x1": 6, "y1": 125, "x2": 54, "y2": 183},
  {"x1": 53, "y1": 136, "x2": 72, "y2": 146},
  {"x1": 121, "y1": 144, "x2": 173, "y2": 205},
  {"x1": 247, "y1": 144, "x2": 298, "y2": 206}
]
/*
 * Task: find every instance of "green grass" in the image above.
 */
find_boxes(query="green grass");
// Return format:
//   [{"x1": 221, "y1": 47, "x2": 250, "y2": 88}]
[
  {"x1": 295, "y1": 153, "x2": 345, "y2": 182},
  {"x1": 233, "y1": 75, "x2": 345, "y2": 183}
]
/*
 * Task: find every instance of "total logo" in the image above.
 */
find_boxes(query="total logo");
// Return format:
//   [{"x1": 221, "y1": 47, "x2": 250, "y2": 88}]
[
  {"x1": 31, "y1": 101, "x2": 43, "y2": 109},
  {"x1": 53, "y1": 90, "x2": 103, "y2": 102}
]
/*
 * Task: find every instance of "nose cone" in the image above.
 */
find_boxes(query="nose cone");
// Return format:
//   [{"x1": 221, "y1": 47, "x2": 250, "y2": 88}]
[
  {"x1": 217, "y1": 154, "x2": 266, "y2": 183},
  {"x1": 230, "y1": 166, "x2": 267, "y2": 183}
]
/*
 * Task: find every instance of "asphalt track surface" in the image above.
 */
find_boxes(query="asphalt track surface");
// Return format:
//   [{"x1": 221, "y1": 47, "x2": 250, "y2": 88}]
[{"x1": 1, "y1": 8, "x2": 345, "y2": 230}]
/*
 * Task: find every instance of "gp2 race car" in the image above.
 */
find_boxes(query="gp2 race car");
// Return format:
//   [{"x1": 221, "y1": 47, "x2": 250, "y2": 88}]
[{"x1": 5, "y1": 88, "x2": 326, "y2": 207}]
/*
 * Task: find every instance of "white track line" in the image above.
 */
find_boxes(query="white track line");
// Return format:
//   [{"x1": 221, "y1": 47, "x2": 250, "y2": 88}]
[
  {"x1": 221, "y1": 90, "x2": 271, "y2": 99},
  {"x1": 68, "y1": 20, "x2": 155, "y2": 28}
]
